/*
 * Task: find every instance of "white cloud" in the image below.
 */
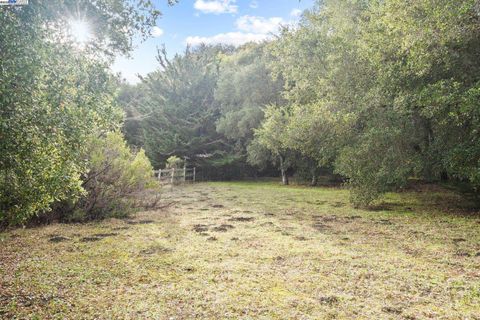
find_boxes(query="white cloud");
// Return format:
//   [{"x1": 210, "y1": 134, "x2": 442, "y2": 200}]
[
  {"x1": 290, "y1": 9, "x2": 302, "y2": 17},
  {"x1": 151, "y1": 26, "x2": 164, "y2": 37},
  {"x1": 186, "y1": 32, "x2": 270, "y2": 46},
  {"x1": 235, "y1": 15, "x2": 284, "y2": 34},
  {"x1": 249, "y1": 1, "x2": 258, "y2": 9},
  {"x1": 185, "y1": 14, "x2": 285, "y2": 47},
  {"x1": 194, "y1": 0, "x2": 238, "y2": 14}
]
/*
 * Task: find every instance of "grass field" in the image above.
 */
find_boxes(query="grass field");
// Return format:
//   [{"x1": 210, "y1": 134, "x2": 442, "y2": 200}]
[{"x1": 1, "y1": 182, "x2": 480, "y2": 319}]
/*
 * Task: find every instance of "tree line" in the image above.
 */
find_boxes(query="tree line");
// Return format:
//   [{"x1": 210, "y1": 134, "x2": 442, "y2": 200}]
[{"x1": 121, "y1": 0, "x2": 480, "y2": 206}]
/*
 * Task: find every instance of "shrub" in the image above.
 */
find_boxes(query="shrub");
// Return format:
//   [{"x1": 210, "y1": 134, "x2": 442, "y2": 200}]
[
  {"x1": 165, "y1": 156, "x2": 184, "y2": 169},
  {"x1": 67, "y1": 131, "x2": 160, "y2": 221}
]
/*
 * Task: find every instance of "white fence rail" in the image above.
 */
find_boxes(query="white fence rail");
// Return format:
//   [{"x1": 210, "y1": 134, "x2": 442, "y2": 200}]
[{"x1": 154, "y1": 167, "x2": 196, "y2": 184}]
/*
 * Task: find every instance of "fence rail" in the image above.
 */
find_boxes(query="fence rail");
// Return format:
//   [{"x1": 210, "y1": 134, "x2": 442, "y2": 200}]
[{"x1": 154, "y1": 167, "x2": 196, "y2": 184}]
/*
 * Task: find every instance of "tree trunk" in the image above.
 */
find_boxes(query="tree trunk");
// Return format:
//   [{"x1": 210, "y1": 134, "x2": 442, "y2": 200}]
[
  {"x1": 281, "y1": 168, "x2": 289, "y2": 185},
  {"x1": 279, "y1": 155, "x2": 289, "y2": 185},
  {"x1": 311, "y1": 173, "x2": 317, "y2": 186}
]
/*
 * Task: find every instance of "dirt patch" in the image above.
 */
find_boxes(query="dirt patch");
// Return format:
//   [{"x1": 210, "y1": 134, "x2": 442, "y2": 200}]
[
  {"x1": 49, "y1": 236, "x2": 70, "y2": 243},
  {"x1": 347, "y1": 215, "x2": 361, "y2": 220},
  {"x1": 80, "y1": 237, "x2": 102, "y2": 242},
  {"x1": 193, "y1": 224, "x2": 209, "y2": 233},
  {"x1": 228, "y1": 217, "x2": 255, "y2": 222},
  {"x1": 382, "y1": 306, "x2": 403, "y2": 315},
  {"x1": 313, "y1": 223, "x2": 330, "y2": 232},
  {"x1": 368, "y1": 204, "x2": 395, "y2": 211},
  {"x1": 112, "y1": 226, "x2": 130, "y2": 231},
  {"x1": 0, "y1": 293, "x2": 58, "y2": 308},
  {"x1": 261, "y1": 222, "x2": 274, "y2": 227},
  {"x1": 315, "y1": 215, "x2": 337, "y2": 222},
  {"x1": 454, "y1": 251, "x2": 471, "y2": 257},
  {"x1": 93, "y1": 233, "x2": 118, "y2": 238},
  {"x1": 409, "y1": 230, "x2": 425, "y2": 237},
  {"x1": 212, "y1": 224, "x2": 235, "y2": 232},
  {"x1": 319, "y1": 296, "x2": 340, "y2": 305},
  {"x1": 126, "y1": 220, "x2": 155, "y2": 225},
  {"x1": 140, "y1": 245, "x2": 172, "y2": 255},
  {"x1": 294, "y1": 236, "x2": 308, "y2": 241},
  {"x1": 314, "y1": 215, "x2": 362, "y2": 224},
  {"x1": 331, "y1": 202, "x2": 345, "y2": 208},
  {"x1": 375, "y1": 219, "x2": 393, "y2": 225},
  {"x1": 79, "y1": 233, "x2": 117, "y2": 242}
]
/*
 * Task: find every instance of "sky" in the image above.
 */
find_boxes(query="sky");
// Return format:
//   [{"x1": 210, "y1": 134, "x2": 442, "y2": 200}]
[{"x1": 111, "y1": 0, "x2": 315, "y2": 84}]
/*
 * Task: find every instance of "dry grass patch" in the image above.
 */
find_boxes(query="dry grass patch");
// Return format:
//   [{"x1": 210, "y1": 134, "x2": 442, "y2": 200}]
[{"x1": 1, "y1": 181, "x2": 479, "y2": 319}]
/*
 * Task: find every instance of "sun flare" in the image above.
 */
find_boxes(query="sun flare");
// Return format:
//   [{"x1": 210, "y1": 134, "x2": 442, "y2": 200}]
[{"x1": 68, "y1": 19, "x2": 92, "y2": 44}]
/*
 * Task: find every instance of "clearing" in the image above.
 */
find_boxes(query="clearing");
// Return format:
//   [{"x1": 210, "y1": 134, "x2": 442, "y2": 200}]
[{"x1": 1, "y1": 182, "x2": 480, "y2": 319}]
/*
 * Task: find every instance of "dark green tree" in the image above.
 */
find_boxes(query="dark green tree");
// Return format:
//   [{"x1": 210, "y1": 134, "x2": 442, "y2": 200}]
[{"x1": 138, "y1": 45, "x2": 233, "y2": 173}]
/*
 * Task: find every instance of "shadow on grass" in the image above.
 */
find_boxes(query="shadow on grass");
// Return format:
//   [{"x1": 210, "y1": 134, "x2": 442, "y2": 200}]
[{"x1": 370, "y1": 181, "x2": 480, "y2": 217}]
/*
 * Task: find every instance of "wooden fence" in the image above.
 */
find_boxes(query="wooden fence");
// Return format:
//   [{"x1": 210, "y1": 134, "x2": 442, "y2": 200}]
[{"x1": 155, "y1": 167, "x2": 196, "y2": 184}]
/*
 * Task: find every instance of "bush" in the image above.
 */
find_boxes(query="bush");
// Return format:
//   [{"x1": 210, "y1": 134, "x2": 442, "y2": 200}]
[
  {"x1": 67, "y1": 131, "x2": 159, "y2": 221},
  {"x1": 165, "y1": 156, "x2": 184, "y2": 169},
  {"x1": 335, "y1": 127, "x2": 415, "y2": 207}
]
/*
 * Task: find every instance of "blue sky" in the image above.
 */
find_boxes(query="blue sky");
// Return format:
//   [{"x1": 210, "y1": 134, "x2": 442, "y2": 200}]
[{"x1": 112, "y1": 0, "x2": 315, "y2": 83}]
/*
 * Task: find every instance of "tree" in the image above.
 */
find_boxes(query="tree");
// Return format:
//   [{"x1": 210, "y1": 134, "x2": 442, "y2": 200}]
[
  {"x1": 266, "y1": 0, "x2": 480, "y2": 204},
  {"x1": 215, "y1": 43, "x2": 284, "y2": 147},
  {"x1": 134, "y1": 45, "x2": 234, "y2": 175},
  {"x1": 249, "y1": 106, "x2": 294, "y2": 185},
  {"x1": 118, "y1": 83, "x2": 148, "y2": 147},
  {"x1": 0, "y1": 0, "x2": 162, "y2": 225}
]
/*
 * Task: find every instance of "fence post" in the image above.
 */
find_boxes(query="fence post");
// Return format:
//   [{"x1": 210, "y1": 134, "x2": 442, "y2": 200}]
[
  {"x1": 171, "y1": 168, "x2": 175, "y2": 184},
  {"x1": 193, "y1": 167, "x2": 196, "y2": 182},
  {"x1": 158, "y1": 169, "x2": 162, "y2": 180},
  {"x1": 183, "y1": 166, "x2": 186, "y2": 182}
]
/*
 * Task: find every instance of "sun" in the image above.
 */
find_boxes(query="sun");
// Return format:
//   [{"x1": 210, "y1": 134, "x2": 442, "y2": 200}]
[{"x1": 68, "y1": 19, "x2": 92, "y2": 44}]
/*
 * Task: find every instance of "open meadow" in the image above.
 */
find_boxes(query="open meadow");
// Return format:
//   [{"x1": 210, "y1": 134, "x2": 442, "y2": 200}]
[{"x1": 1, "y1": 182, "x2": 479, "y2": 319}]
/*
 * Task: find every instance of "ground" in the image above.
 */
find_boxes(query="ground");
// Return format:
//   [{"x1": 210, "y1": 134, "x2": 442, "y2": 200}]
[{"x1": 1, "y1": 182, "x2": 480, "y2": 319}]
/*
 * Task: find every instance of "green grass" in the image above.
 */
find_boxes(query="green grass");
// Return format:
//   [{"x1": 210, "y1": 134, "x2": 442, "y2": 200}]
[{"x1": 1, "y1": 181, "x2": 480, "y2": 319}]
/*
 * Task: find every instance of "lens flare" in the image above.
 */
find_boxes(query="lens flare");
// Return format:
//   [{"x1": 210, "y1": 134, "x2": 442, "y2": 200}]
[{"x1": 68, "y1": 19, "x2": 92, "y2": 44}]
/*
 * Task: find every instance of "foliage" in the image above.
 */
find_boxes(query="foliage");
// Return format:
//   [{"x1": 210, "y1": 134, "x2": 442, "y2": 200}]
[
  {"x1": 0, "y1": 1, "x2": 161, "y2": 225},
  {"x1": 266, "y1": 0, "x2": 480, "y2": 204},
  {"x1": 215, "y1": 43, "x2": 284, "y2": 146},
  {"x1": 165, "y1": 156, "x2": 184, "y2": 169},
  {"x1": 119, "y1": 42, "x2": 286, "y2": 180},
  {"x1": 118, "y1": 83, "x2": 148, "y2": 147},
  {"x1": 248, "y1": 106, "x2": 297, "y2": 184},
  {"x1": 69, "y1": 132, "x2": 158, "y2": 221},
  {"x1": 138, "y1": 45, "x2": 232, "y2": 169}
]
